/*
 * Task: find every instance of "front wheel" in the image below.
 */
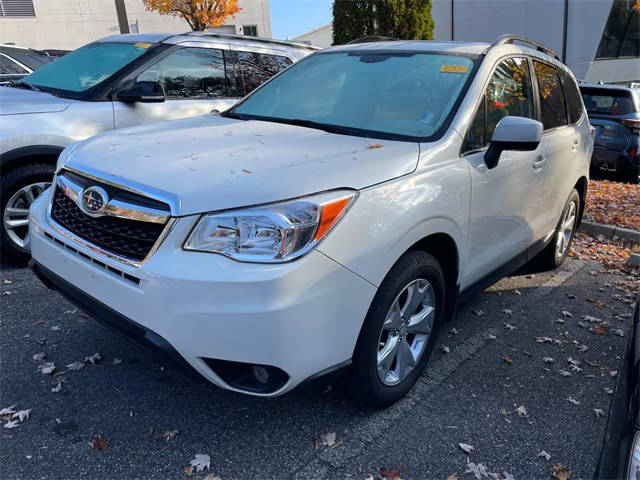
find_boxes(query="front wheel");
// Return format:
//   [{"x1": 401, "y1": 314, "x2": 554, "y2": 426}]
[
  {"x1": 1, "y1": 163, "x2": 54, "y2": 264},
  {"x1": 349, "y1": 250, "x2": 445, "y2": 409}
]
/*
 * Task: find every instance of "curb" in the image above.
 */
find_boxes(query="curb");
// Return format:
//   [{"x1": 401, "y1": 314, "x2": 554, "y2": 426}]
[{"x1": 579, "y1": 219, "x2": 640, "y2": 243}]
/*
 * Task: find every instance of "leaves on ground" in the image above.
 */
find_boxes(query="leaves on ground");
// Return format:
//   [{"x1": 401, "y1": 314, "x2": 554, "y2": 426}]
[
  {"x1": 379, "y1": 467, "x2": 403, "y2": 480},
  {"x1": 313, "y1": 431, "x2": 338, "y2": 448},
  {"x1": 90, "y1": 434, "x2": 109, "y2": 451},
  {"x1": 66, "y1": 361, "x2": 84, "y2": 371},
  {"x1": 84, "y1": 353, "x2": 102, "y2": 364},
  {"x1": 584, "y1": 179, "x2": 640, "y2": 231},
  {"x1": 538, "y1": 450, "x2": 551, "y2": 461},
  {"x1": 32, "y1": 352, "x2": 46, "y2": 361},
  {"x1": 38, "y1": 362, "x2": 55, "y2": 375},
  {"x1": 465, "y1": 459, "x2": 489, "y2": 479},
  {"x1": 549, "y1": 463, "x2": 572, "y2": 480},
  {"x1": 189, "y1": 454, "x2": 211, "y2": 473}
]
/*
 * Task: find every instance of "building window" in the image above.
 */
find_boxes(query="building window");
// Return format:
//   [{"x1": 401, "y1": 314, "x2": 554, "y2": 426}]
[
  {"x1": 596, "y1": 0, "x2": 640, "y2": 59},
  {"x1": 0, "y1": 0, "x2": 36, "y2": 17},
  {"x1": 243, "y1": 25, "x2": 258, "y2": 37}
]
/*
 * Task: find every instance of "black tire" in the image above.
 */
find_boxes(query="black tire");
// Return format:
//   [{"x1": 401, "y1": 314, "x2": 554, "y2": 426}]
[
  {"x1": 1, "y1": 163, "x2": 55, "y2": 265},
  {"x1": 349, "y1": 250, "x2": 446, "y2": 409},
  {"x1": 626, "y1": 167, "x2": 639, "y2": 185},
  {"x1": 534, "y1": 189, "x2": 581, "y2": 271}
]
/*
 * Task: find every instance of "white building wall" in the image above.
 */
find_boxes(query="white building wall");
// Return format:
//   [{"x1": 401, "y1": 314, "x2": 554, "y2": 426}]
[
  {"x1": 0, "y1": 0, "x2": 271, "y2": 51},
  {"x1": 432, "y1": 0, "x2": 638, "y2": 83},
  {"x1": 294, "y1": 24, "x2": 332, "y2": 48}
]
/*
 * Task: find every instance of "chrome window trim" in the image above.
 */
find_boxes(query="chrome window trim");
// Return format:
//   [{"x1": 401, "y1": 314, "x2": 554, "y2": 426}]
[{"x1": 55, "y1": 174, "x2": 170, "y2": 224}]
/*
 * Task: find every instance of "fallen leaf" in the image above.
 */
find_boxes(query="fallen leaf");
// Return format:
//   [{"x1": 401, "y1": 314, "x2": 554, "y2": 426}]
[
  {"x1": 3, "y1": 420, "x2": 20, "y2": 429},
  {"x1": 447, "y1": 475, "x2": 461, "y2": 480},
  {"x1": 559, "y1": 370, "x2": 572, "y2": 377},
  {"x1": 2, "y1": 279, "x2": 12, "y2": 285},
  {"x1": 515, "y1": 405, "x2": 528, "y2": 417},
  {"x1": 367, "y1": 144, "x2": 384, "y2": 149},
  {"x1": 450, "y1": 327, "x2": 459, "y2": 335},
  {"x1": 472, "y1": 309, "x2": 484, "y2": 316},
  {"x1": 612, "y1": 328, "x2": 625, "y2": 337},
  {"x1": 440, "y1": 345, "x2": 451, "y2": 354},
  {"x1": 51, "y1": 381, "x2": 62, "y2": 393},
  {"x1": 549, "y1": 463, "x2": 572, "y2": 480},
  {"x1": 592, "y1": 324, "x2": 609, "y2": 335},
  {"x1": 543, "y1": 357, "x2": 554, "y2": 364},
  {"x1": 242, "y1": 168, "x2": 252, "y2": 174},
  {"x1": 189, "y1": 454, "x2": 210, "y2": 473},
  {"x1": 112, "y1": 358, "x2": 122, "y2": 365},
  {"x1": 203, "y1": 475, "x2": 222, "y2": 480},
  {"x1": 184, "y1": 465, "x2": 193, "y2": 477},
  {"x1": 458, "y1": 443, "x2": 474, "y2": 453},
  {"x1": 50, "y1": 325, "x2": 61, "y2": 331},
  {"x1": 38, "y1": 362, "x2": 55, "y2": 375},
  {"x1": 380, "y1": 467, "x2": 402, "y2": 480},
  {"x1": 0, "y1": 405, "x2": 17, "y2": 416},
  {"x1": 604, "y1": 387, "x2": 614, "y2": 395},
  {"x1": 504, "y1": 323, "x2": 516, "y2": 330},
  {"x1": 501, "y1": 356, "x2": 513, "y2": 364},
  {"x1": 90, "y1": 435, "x2": 109, "y2": 451},
  {"x1": 158, "y1": 429, "x2": 179, "y2": 441},
  {"x1": 465, "y1": 459, "x2": 489, "y2": 480},
  {"x1": 594, "y1": 408, "x2": 606, "y2": 418},
  {"x1": 502, "y1": 309, "x2": 512, "y2": 315},
  {"x1": 32, "y1": 352, "x2": 46, "y2": 361},
  {"x1": 567, "y1": 395, "x2": 580, "y2": 406},
  {"x1": 487, "y1": 334, "x2": 497, "y2": 340},
  {"x1": 12, "y1": 409, "x2": 30, "y2": 422},
  {"x1": 84, "y1": 353, "x2": 102, "y2": 364},
  {"x1": 514, "y1": 289, "x2": 522, "y2": 296},
  {"x1": 66, "y1": 361, "x2": 84, "y2": 371},
  {"x1": 561, "y1": 311, "x2": 573, "y2": 318},
  {"x1": 538, "y1": 450, "x2": 551, "y2": 461}
]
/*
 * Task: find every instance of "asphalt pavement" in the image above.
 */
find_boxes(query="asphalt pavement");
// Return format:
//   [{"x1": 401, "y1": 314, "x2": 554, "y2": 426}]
[{"x1": 1, "y1": 258, "x2": 635, "y2": 480}]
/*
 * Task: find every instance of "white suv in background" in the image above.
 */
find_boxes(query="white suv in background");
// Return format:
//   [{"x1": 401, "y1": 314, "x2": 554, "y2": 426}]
[
  {"x1": 1, "y1": 32, "x2": 315, "y2": 261},
  {"x1": 29, "y1": 35, "x2": 594, "y2": 408}
]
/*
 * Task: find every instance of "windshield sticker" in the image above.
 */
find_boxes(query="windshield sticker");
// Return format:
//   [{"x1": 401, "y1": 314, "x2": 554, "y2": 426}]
[
  {"x1": 134, "y1": 42, "x2": 153, "y2": 49},
  {"x1": 440, "y1": 65, "x2": 469, "y2": 74}
]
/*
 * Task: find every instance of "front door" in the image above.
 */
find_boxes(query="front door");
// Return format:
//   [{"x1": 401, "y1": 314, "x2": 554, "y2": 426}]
[{"x1": 462, "y1": 57, "x2": 544, "y2": 287}]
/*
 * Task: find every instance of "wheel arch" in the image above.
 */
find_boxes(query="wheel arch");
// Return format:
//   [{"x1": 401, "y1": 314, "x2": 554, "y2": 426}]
[
  {"x1": 1, "y1": 145, "x2": 64, "y2": 171},
  {"x1": 573, "y1": 176, "x2": 588, "y2": 226}
]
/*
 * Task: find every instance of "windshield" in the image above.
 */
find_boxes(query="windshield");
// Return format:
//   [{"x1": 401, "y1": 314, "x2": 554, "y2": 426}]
[
  {"x1": 229, "y1": 51, "x2": 476, "y2": 140},
  {"x1": 580, "y1": 89, "x2": 637, "y2": 115},
  {"x1": 23, "y1": 42, "x2": 151, "y2": 93}
]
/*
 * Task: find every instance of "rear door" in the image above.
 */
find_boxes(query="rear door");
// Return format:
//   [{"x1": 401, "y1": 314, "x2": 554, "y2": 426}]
[
  {"x1": 227, "y1": 46, "x2": 294, "y2": 97},
  {"x1": 531, "y1": 60, "x2": 577, "y2": 234},
  {"x1": 113, "y1": 44, "x2": 238, "y2": 129}
]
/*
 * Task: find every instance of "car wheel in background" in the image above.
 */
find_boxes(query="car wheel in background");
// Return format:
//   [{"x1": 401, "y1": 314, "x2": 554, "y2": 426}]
[
  {"x1": 1, "y1": 163, "x2": 54, "y2": 264},
  {"x1": 349, "y1": 250, "x2": 445, "y2": 409}
]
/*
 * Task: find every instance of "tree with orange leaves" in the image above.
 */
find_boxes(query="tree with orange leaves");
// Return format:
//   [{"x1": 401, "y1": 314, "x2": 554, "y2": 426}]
[{"x1": 143, "y1": 0, "x2": 241, "y2": 31}]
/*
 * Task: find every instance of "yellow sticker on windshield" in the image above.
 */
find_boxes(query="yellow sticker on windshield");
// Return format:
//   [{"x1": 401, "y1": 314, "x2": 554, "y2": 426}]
[
  {"x1": 440, "y1": 65, "x2": 469, "y2": 74},
  {"x1": 134, "y1": 42, "x2": 152, "y2": 49}
]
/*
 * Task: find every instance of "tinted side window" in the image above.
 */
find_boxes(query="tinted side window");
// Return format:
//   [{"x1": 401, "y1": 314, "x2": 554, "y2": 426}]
[
  {"x1": 559, "y1": 70, "x2": 584, "y2": 123},
  {"x1": 138, "y1": 47, "x2": 227, "y2": 99},
  {"x1": 463, "y1": 57, "x2": 534, "y2": 152},
  {"x1": 533, "y1": 61, "x2": 568, "y2": 130},
  {"x1": 237, "y1": 52, "x2": 292, "y2": 94},
  {"x1": 0, "y1": 55, "x2": 28, "y2": 75}
]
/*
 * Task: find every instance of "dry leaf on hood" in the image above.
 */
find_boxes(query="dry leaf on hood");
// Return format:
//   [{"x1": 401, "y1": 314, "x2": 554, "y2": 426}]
[
  {"x1": 90, "y1": 435, "x2": 109, "y2": 451},
  {"x1": 458, "y1": 443, "x2": 474, "y2": 454},
  {"x1": 189, "y1": 454, "x2": 210, "y2": 473},
  {"x1": 367, "y1": 144, "x2": 384, "y2": 149},
  {"x1": 538, "y1": 450, "x2": 551, "y2": 461},
  {"x1": 38, "y1": 362, "x2": 55, "y2": 375}
]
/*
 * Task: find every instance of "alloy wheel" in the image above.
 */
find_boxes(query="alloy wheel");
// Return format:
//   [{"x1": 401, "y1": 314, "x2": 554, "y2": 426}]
[
  {"x1": 555, "y1": 200, "x2": 577, "y2": 258},
  {"x1": 377, "y1": 278, "x2": 436, "y2": 386},
  {"x1": 3, "y1": 182, "x2": 51, "y2": 250}
]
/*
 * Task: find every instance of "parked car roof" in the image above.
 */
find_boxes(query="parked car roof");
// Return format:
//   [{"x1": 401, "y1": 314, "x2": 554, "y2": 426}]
[{"x1": 579, "y1": 81, "x2": 639, "y2": 93}]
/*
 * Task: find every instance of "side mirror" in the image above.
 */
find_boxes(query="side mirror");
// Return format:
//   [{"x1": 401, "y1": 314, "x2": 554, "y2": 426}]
[
  {"x1": 484, "y1": 116, "x2": 543, "y2": 169},
  {"x1": 117, "y1": 81, "x2": 166, "y2": 103}
]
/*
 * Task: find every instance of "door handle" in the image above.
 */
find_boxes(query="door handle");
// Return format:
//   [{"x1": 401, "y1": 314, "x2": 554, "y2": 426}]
[{"x1": 533, "y1": 156, "x2": 547, "y2": 169}]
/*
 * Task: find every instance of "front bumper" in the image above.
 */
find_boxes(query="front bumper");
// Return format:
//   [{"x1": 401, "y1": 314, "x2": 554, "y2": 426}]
[{"x1": 29, "y1": 191, "x2": 377, "y2": 396}]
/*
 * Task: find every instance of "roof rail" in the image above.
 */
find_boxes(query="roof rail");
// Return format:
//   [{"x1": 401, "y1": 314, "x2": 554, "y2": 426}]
[
  {"x1": 181, "y1": 31, "x2": 320, "y2": 50},
  {"x1": 490, "y1": 34, "x2": 560, "y2": 60},
  {"x1": 347, "y1": 36, "x2": 398, "y2": 45}
]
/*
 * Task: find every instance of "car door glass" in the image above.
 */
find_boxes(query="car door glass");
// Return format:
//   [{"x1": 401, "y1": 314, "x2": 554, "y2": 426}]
[
  {"x1": 533, "y1": 61, "x2": 568, "y2": 130},
  {"x1": 138, "y1": 47, "x2": 226, "y2": 99},
  {"x1": 236, "y1": 51, "x2": 292, "y2": 95},
  {"x1": 0, "y1": 55, "x2": 28, "y2": 75},
  {"x1": 559, "y1": 70, "x2": 584, "y2": 124},
  {"x1": 463, "y1": 57, "x2": 534, "y2": 153}
]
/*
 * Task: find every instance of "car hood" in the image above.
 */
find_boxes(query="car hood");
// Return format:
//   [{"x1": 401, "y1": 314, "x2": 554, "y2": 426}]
[
  {"x1": 63, "y1": 115, "x2": 420, "y2": 216},
  {"x1": 0, "y1": 86, "x2": 73, "y2": 115}
]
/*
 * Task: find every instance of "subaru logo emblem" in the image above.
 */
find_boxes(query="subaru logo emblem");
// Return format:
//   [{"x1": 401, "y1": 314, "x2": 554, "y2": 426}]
[{"x1": 81, "y1": 187, "x2": 108, "y2": 215}]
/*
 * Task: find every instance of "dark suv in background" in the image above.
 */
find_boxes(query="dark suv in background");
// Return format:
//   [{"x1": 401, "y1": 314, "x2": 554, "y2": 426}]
[{"x1": 579, "y1": 82, "x2": 640, "y2": 184}]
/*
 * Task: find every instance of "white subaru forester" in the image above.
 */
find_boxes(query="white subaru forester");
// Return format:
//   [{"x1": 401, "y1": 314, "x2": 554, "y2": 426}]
[{"x1": 29, "y1": 35, "x2": 594, "y2": 408}]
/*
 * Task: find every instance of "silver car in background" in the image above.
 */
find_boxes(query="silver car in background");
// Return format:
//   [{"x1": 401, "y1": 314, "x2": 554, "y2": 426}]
[{"x1": 0, "y1": 32, "x2": 316, "y2": 261}]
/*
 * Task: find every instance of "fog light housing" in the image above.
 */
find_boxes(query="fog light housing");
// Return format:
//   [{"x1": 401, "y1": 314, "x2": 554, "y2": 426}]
[{"x1": 202, "y1": 358, "x2": 288, "y2": 394}]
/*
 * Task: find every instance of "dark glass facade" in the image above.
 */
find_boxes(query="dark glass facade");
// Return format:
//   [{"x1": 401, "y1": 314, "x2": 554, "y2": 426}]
[{"x1": 596, "y1": 0, "x2": 640, "y2": 59}]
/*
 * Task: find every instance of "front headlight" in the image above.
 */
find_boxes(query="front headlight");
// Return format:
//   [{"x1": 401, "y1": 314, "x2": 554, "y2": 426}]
[{"x1": 184, "y1": 190, "x2": 356, "y2": 263}]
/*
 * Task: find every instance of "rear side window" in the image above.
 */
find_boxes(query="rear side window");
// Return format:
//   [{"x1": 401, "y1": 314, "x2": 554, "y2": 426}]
[
  {"x1": 236, "y1": 51, "x2": 292, "y2": 94},
  {"x1": 0, "y1": 54, "x2": 28, "y2": 75},
  {"x1": 533, "y1": 61, "x2": 568, "y2": 130},
  {"x1": 463, "y1": 57, "x2": 534, "y2": 152},
  {"x1": 559, "y1": 69, "x2": 584, "y2": 123},
  {"x1": 138, "y1": 47, "x2": 228, "y2": 99},
  {"x1": 580, "y1": 88, "x2": 636, "y2": 115}
]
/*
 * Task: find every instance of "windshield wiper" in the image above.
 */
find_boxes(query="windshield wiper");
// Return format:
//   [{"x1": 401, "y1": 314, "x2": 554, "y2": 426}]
[
  {"x1": 223, "y1": 112, "x2": 357, "y2": 136},
  {"x1": 8, "y1": 81, "x2": 41, "y2": 92}
]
